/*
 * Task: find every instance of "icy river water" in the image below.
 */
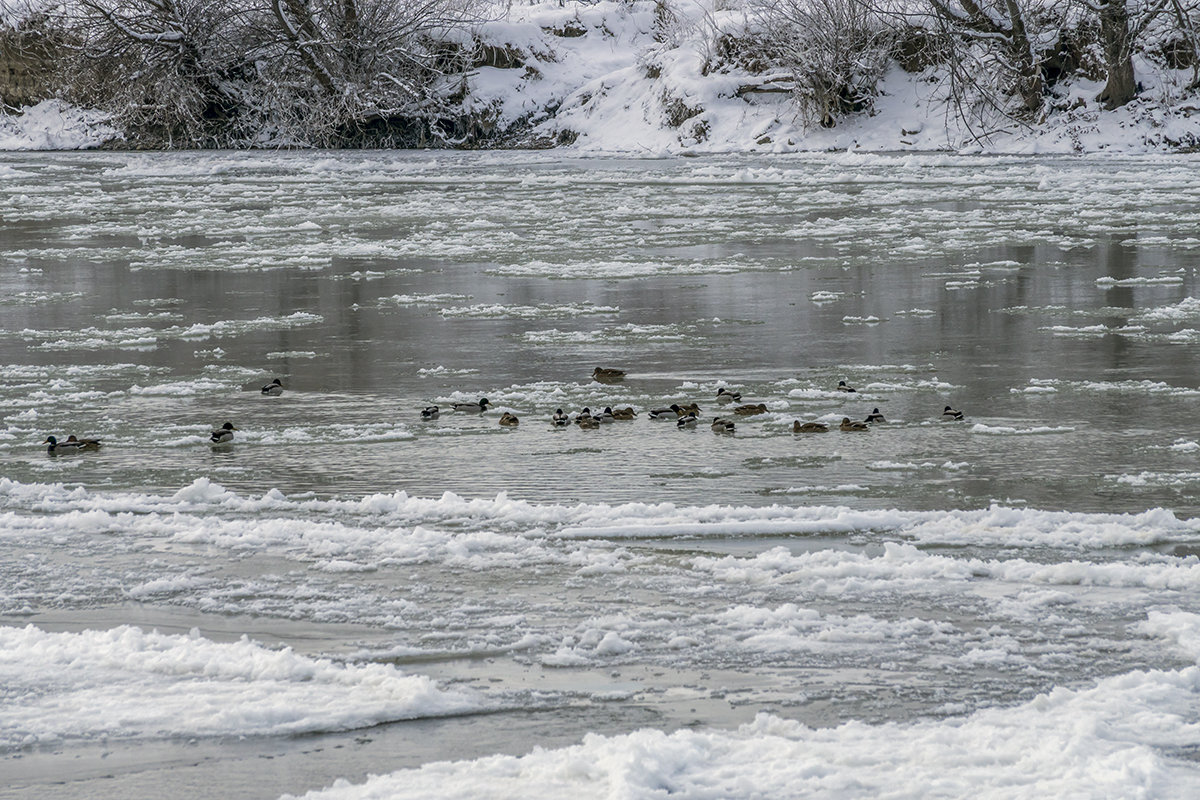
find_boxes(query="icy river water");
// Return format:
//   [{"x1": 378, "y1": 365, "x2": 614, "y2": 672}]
[{"x1": 3, "y1": 150, "x2": 1200, "y2": 798}]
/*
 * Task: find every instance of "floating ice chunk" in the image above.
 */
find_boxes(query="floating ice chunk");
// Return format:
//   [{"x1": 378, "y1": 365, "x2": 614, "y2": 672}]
[
  {"x1": 0, "y1": 625, "x2": 480, "y2": 748},
  {"x1": 1096, "y1": 275, "x2": 1184, "y2": 287},
  {"x1": 970, "y1": 424, "x2": 1075, "y2": 435}
]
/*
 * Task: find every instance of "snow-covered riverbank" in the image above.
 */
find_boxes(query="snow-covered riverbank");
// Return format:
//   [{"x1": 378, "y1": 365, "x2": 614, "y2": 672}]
[{"x1": 3, "y1": 0, "x2": 1200, "y2": 153}]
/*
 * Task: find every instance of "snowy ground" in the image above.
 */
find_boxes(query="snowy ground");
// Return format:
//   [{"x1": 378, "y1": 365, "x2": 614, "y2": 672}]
[{"x1": 3, "y1": 1, "x2": 1200, "y2": 153}]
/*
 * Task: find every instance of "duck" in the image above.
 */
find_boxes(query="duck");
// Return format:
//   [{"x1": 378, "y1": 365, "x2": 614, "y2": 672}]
[
  {"x1": 715, "y1": 388, "x2": 742, "y2": 404},
  {"x1": 552, "y1": 408, "x2": 571, "y2": 427},
  {"x1": 611, "y1": 406, "x2": 637, "y2": 420},
  {"x1": 839, "y1": 417, "x2": 870, "y2": 432},
  {"x1": 711, "y1": 417, "x2": 736, "y2": 434},
  {"x1": 574, "y1": 407, "x2": 594, "y2": 424},
  {"x1": 837, "y1": 380, "x2": 856, "y2": 393},
  {"x1": 942, "y1": 405, "x2": 964, "y2": 421},
  {"x1": 676, "y1": 413, "x2": 699, "y2": 429},
  {"x1": 210, "y1": 421, "x2": 238, "y2": 444},
  {"x1": 261, "y1": 378, "x2": 284, "y2": 396},
  {"x1": 677, "y1": 402, "x2": 702, "y2": 416},
  {"x1": 793, "y1": 421, "x2": 829, "y2": 433},
  {"x1": 648, "y1": 404, "x2": 683, "y2": 420},
  {"x1": 592, "y1": 367, "x2": 625, "y2": 382},
  {"x1": 596, "y1": 407, "x2": 616, "y2": 424},
  {"x1": 576, "y1": 415, "x2": 601, "y2": 429},
  {"x1": 452, "y1": 398, "x2": 491, "y2": 413},
  {"x1": 42, "y1": 435, "x2": 102, "y2": 454},
  {"x1": 865, "y1": 408, "x2": 885, "y2": 423},
  {"x1": 498, "y1": 412, "x2": 520, "y2": 427},
  {"x1": 733, "y1": 403, "x2": 768, "y2": 416},
  {"x1": 420, "y1": 405, "x2": 440, "y2": 420}
]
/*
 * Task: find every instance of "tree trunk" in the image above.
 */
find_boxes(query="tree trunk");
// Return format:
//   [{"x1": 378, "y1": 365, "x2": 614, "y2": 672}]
[
  {"x1": 1004, "y1": 0, "x2": 1043, "y2": 117},
  {"x1": 1096, "y1": 0, "x2": 1137, "y2": 109}
]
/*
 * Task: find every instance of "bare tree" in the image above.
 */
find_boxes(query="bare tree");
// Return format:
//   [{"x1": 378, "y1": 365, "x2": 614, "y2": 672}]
[
  {"x1": 1077, "y1": 1, "x2": 1169, "y2": 108},
  {"x1": 71, "y1": 0, "x2": 253, "y2": 145},
  {"x1": 926, "y1": 0, "x2": 1047, "y2": 118},
  {"x1": 64, "y1": 0, "x2": 491, "y2": 146},
  {"x1": 746, "y1": 0, "x2": 894, "y2": 127}
]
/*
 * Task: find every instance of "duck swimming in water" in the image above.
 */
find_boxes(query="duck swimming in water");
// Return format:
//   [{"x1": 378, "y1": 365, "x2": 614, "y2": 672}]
[
  {"x1": 592, "y1": 367, "x2": 625, "y2": 382},
  {"x1": 793, "y1": 421, "x2": 829, "y2": 433},
  {"x1": 611, "y1": 407, "x2": 637, "y2": 420},
  {"x1": 676, "y1": 413, "x2": 699, "y2": 429},
  {"x1": 715, "y1": 388, "x2": 742, "y2": 404},
  {"x1": 942, "y1": 405, "x2": 964, "y2": 421},
  {"x1": 840, "y1": 417, "x2": 870, "y2": 432},
  {"x1": 711, "y1": 417, "x2": 735, "y2": 433},
  {"x1": 498, "y1": 412, "x2": 520, "y2": 426},
  {"x1": 42, "y1": 435, "x2": 102, "y2": 454},
  {"x1": 261, "y1": 378, "x2": 284, "y2": 396},
  {"x1": 596, "y1": 407, "x2": 616, "y2": 424},
  {"x1": 552, "y1": 408, "x2": 570, "y2": 427},
  {"x1": 210, "y1": 422, "x2": 238, "y2": 444},
  {"x1": 648, "y1": 404, "x2": 683, "y2": 420},
  {"x1": 837, "y1": 380, "x2": 856, "y2": 393},
  {"x1": 421, "y1": 405, "x2": 440, "y2": 420},
  {"x1": 865, "y1": 408, "x2": 885, "y2": 423},
  {"x1": 733, "y1": 403, "x2": 768, "y2": 416},
  {"x1": 452, "y1": 398, "x2": 491, "y2": 413},
  {"x1": 576, "y1": 415, "x2": 600, "y2": 429}
]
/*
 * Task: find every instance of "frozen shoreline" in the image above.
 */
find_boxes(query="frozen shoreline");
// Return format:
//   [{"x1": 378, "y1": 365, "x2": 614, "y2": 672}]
[{"x1": 3, "y1": 1, "x2": 1200, "y2": 154}]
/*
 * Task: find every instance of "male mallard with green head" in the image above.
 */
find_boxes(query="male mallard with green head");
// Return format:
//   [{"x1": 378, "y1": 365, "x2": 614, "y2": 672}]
[{"x1": 210, "y1": 422, "x2": 238, "y2": 444}]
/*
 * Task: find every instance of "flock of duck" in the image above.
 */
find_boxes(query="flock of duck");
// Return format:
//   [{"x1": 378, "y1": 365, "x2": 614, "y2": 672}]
[
  {"x1": 415, "y1": 368, "x2": 966, "y2": 435},
  {"x1": 39, "y1": 368, "x2": 966, "y2": 453},
  {"x1": 40, "y1": 378, "x2": 281, "y2": 453}
]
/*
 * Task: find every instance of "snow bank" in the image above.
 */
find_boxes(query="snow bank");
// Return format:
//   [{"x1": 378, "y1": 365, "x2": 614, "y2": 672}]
[
  {"x1": 0, "y1": 99, "x2": 118, "y2": 150},
  {"x1": 4, "y1": 2, "x2": 1198, "y2": 153}
]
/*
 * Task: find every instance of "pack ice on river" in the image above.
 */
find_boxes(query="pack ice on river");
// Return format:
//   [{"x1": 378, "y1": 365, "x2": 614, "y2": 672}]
[{"x1": 2, "y1": 150, "x2": 1200, "y2": 799}]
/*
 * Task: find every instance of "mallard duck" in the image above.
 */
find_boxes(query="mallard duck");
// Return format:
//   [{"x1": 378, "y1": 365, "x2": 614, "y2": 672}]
[
  {"x1": 648, "y1": 404, "x2": 683, "y2": 420},
  {"x1": 715, "y1": 388, "x2": 742, "y2": 404},
  {"x1": 576, "y1": 415, "x2": 601, "y2": 429},
  {"x1": 552, "y1": 408, "x2": 570, "y2": 427},
  {"x1": 612, "y1": 407, "x2": 637, "y2": 420},
  {"x1": 421, "y1": 405, "x2": 440, "y2": 420},
  {"x1": 452, "y1": 398, "x2": 491, "y2": 413},
  {"x1": 210, "y1": 421, "x2": 238, "y2": 444},
  {"x1": 793, "y1": 421, "x2": 829, "y2": 433},
  {"x1": 261, "y1": 378, "x2": 284, "y2": 396},
  {"x1": 942, "y1": 405, "x2": 964, "y2": 421},
  {"x1": 677, "y1": 402, "x2": 701, "y2": 416},
  {"x1": 733, "y1": 403, "x2": 768, "y2": 416},
  {"x1": 592, "y1": 367, "x2": 625, "y2": 382},
  {"x1": 498, "y1": 412, "x2": 519, "y2": 427},
  {"x1": 711, "y1": 417, "x2": 735, "y2": 433},
  {"x1": 42, "y1": 435, "x2": 101, "y2": 454},
  {"x1": 574, "y1": 407, "x2": 593, "y2": 424},
  {"x1": 865, "y1": 408, "x2": 885, "y2": 423},
  {"x1": 837, "y1": 380, "x2": 856, "y2": 393},
  {"x1": 840, "y1": 417, "x2": 869, "y2": 432},
  {"x1": 676, "y1": 413, "x2": 699, "y2": 429},
  {"x1": 596, "y1": 407, "x2": 616, "y2": 423}
]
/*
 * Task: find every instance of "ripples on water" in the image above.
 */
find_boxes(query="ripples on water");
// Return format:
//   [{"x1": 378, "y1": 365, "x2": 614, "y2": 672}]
[{"x1": 2, "y1": 151, "x2": 1200, "y2": 798}]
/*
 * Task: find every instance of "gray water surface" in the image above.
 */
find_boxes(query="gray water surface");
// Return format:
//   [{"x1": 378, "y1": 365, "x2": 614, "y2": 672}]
[{"x1": 3, "y1": 150, "x2": 1200, "y2": 799}]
